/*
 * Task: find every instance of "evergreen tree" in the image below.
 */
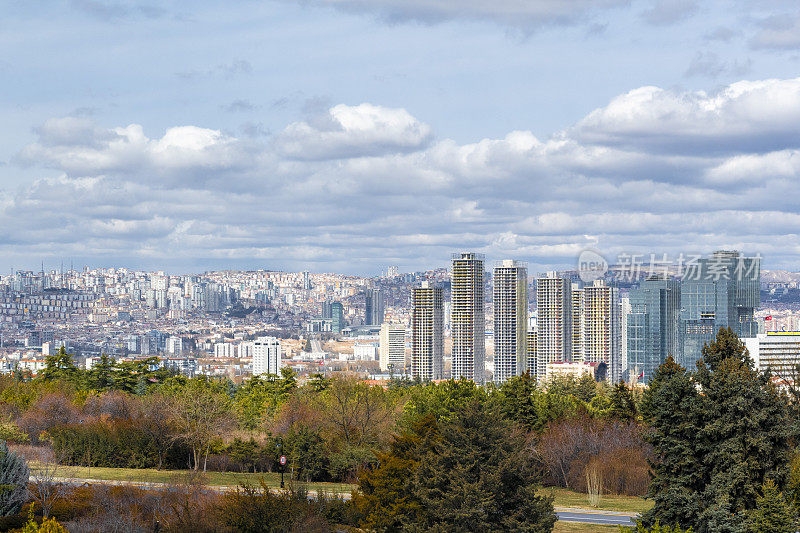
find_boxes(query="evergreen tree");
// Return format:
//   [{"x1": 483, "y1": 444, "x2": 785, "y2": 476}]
[
  {"x1": 0, "y1": 440, "x2": 29, "y2": 516},
  {"x1": 745, "y1": 479, "x2": 797, "y2": 533},
  {"x1": 608, "y1": 381, "x2": 637, "y2": 421},
  {"x1": 408, "y1": 400, "x2": 556, "y2": 532},
  {"x1": 40, "y1": 347, "x2": 79, "y2": 383},
  {"x1": 494, "y1": 372, "x2": 540, "y2": 431},
  {"x1": 640, "y1": 355, "x2": 703, "y2": 528},
  {"x1": 694, "y1": 328, "x2": 794, "y2": 530},
  {"x1": 87, "y1": 354, "x2": 114, "y2": 390}
]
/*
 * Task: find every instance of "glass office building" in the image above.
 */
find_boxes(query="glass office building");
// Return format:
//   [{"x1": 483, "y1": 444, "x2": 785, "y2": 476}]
[
  {"x1": 679, "y1": 250, "x2": 760, "y2": 370},
  {"x1": 627, "y1": 274, "x2": 681, "y2": 382}
]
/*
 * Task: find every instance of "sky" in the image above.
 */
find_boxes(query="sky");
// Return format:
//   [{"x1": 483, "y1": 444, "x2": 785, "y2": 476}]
[{"x1": 2, "y1": 0, "x2": 800, "y2": 275}]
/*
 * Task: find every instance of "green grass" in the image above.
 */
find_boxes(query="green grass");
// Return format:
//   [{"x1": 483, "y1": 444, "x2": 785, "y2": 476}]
[
  {"x1": 29, "y1": 463, "x2": 356, "y2": 495},
  {"x1": 553, "y1": 522, "x2": 622, "y2": 532},
  {"x1": 545, "y1": 487, "x2": 652, "y2": 514}
]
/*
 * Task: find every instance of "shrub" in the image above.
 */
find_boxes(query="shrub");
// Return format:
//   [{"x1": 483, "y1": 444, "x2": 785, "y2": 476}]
[{"x1": 0, "y1": 440, "x2": 29, "y2": 517}]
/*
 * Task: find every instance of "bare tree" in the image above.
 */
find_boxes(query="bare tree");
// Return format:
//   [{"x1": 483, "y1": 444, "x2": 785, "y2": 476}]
[
  {"x1": 28, "y1": 448, "x2": 70, "y2": 518},
  {"x1": 168, "y1": 379, "x2": 233, "y2": 471}
]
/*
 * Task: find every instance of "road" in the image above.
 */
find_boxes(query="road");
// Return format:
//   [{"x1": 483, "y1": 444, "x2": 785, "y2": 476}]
[
  {"x1": 555, "y1": 506, "x2": 637, "y2": 526},
  {"x1": 44, "y1": 477, "x2": 637, "y2": 526}
]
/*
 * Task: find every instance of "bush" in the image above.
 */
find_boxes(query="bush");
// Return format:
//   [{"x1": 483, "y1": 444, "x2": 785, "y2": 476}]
[{"x1": 0, "y1": 440, "x2": 29, "y2": 517}]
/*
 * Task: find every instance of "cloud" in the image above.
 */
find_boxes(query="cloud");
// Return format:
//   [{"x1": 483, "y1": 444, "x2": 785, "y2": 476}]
[
  {"x1": 176, "y1": 60, "x2": 253, "y2": 81},
  {"x1": 750, "y1": 14, "x2": 800, "y2": 50},
  {"x1": 572, "y1": 78, "x2": 800, "y2": 155},
  {"x1": 18, "y1": 119, "x2": 260, "y2": 187},
  {"x1": 274, "y1": 103, "x2": 433, "y2": 160},
  {"x1": 640, "y1": 0, "x2": 698, "y2": 26},
  {"x1": 684, "y1": 51, "x2": 751, "y2": 79},
  {"x1": 283, "y1": 0, "x2": 628, "y2": 31},
  {"x1": 9, "y1": 78, "x2": 800, "y2": 273},
  {"x1": 222, "y1": 99, "x2": 257, "y2": 113},
  {"x1": 71, "y1": 0, "x2": 166, "y2": 21}
]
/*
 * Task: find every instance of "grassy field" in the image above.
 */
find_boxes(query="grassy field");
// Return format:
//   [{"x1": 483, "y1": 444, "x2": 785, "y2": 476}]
[
  {"x1": 546, "y1": 487, "x2": 652, "y2": 514},
  {"x1": 30, "y1": 463, "x2": 356, "y2": 495},
  {"x1": 554, "y1": 522, "x2": 623, "y2": 532}
]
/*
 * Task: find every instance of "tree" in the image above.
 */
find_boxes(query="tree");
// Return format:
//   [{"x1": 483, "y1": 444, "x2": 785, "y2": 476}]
[
  {"x1": 39, "y1": 347, "x2": 79, "y2": 383},
  {"x1": 409, "y1": 400, "x2": 556, "y2": 532},
  {"x1": 168, "y1": 378, "x2": 233, "y2": 471},
  {"x1": 640, "y1": 356, "x2": 703, "y2": 528},
  {"x1": 86, "y1": 354, "x2": 115, "y2": 391},
  {"x1": 643, "y1": 328, "x2": 797, "y2": 532},
  {"x1": 493, "y1": 372, "x2": 540, "y2": 431},
  {"x1": 0, "y1": 440, "x2": 28, "y2": 516},
  {"x1": 746, "y1": 479, "x2": 797, "y2": 533},
  {"x1": 608, "y1": 381, "x2": 637, "y2": 421}
]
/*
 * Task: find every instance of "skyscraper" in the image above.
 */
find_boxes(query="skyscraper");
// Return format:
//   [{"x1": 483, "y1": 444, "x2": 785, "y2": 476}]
[
  {"x1": 330, "y1": 301, "x2": 345, "y2": 333},
  {"x1": 364, "y1": 288, "x2": 384, "y2": 325},
  {"x1": 253, "y1": 336, "x2": 281, "y2": 376},
  {"x1": 493, "y1": 260, "x2": 528, "y2": 384},
  {"x1": 535, "y1": 272, "x2": 571, "y2": 378},
  {"x1": 680, "y1": 250, "x2": 760, "y2": 370},
  {"x1": 575, "y1": 280, "x2": 622, "y2": 381},
  {"x1": 380, "y1": 323, "x2": 406, "y2": 372},
  {"x1": 412, "y1": 281, "x2": 444, "y2": 381},
  {"x1": 451, "y1": 253, "x2": 485, "y2": 383},
  {"x1": 627, "y1": 274, "x2": 681, "y2": 383}
]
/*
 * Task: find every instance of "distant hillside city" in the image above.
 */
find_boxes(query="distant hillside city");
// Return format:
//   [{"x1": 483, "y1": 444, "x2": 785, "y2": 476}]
[{"x1": 0, "y1": 249, "x2": 797, "y2": 386}]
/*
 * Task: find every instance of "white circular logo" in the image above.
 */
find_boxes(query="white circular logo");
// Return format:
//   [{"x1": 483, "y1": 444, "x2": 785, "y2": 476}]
[{"x1": 577, "y1": 250, "x2": 608, "y2": 282}]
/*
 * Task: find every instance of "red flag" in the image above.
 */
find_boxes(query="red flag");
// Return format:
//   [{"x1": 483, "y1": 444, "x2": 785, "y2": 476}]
[
  {"x1": 639, "y1": 370, "x2": 644, "y2": 378},
  {"x1": 765, "y1": 315, "x2": 772, "y2": 321}
]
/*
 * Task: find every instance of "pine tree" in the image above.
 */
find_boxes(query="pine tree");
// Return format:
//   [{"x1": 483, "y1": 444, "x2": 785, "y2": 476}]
[
  {"x1": 640, "y1": 355, "x2": 703, "y2": 529},
  {"x1": 746, "y1": 479, "x2": 797, "y2": 533},
  {"x1": 0, "y1": 440, "x2": 29, "y2": 516},
  {"x1": 695, "y1": 328, "x2": 795, "y2": 530},
  {"x1": 608, "y1": 381, "x2": 637, "y2": 421}
]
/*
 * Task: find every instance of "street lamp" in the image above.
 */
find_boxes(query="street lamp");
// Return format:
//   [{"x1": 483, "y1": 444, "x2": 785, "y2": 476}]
[{"x1": 276, "y1": 437, "x2": 286, "y2": 489}]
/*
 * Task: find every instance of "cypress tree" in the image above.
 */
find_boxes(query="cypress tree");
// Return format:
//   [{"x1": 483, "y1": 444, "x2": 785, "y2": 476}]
[{"x1": 0, "y1": 440, "x2": 29, "y2": 517}]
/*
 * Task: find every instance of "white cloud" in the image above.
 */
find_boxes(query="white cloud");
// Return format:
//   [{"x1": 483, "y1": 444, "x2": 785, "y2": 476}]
[
  {"x1": 275, "y1": 103, "x2": 432, "y2": 160},
  {"x1": 750, "y1": 14, "x2": 800, "y2": 50},
  {"x1": 282, "y1": 0, "x2": 627, "y2": 30},
  {"x1": 9, "y1": 78, "x2": 800, "y2": 272},
  {"x1": 572, "y1": 78, "x2": 800, "y2": 154}
]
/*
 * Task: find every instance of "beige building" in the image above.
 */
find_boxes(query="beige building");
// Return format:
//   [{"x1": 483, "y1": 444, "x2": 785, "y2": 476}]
[
  {"x1": 535, "y1": 272, "x2": 571, "y2": 378},
  {"x1": 451, "y1": 253, "x2": 485, "y2": 383},
  {"x1": 493, "y1": 260, "x2": 528, "y2": 384},
  {"x1": 412, "y1": 282, "x2": 444, "y2": 381}
]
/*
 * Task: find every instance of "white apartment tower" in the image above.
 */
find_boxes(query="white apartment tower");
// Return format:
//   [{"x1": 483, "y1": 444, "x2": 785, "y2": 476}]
[
  {"x1": 535, "y1": 272, "x2": 572, "y2": 378},
  {"x1": 572, "y1": 280, "x2": 622, "y2": 381},
  {"x1": 451, "y1": 253, "x2": 485, "y2": 383},
  {"x1": 493, "y1": 260, "x2": 528, "y2": 384},
  {"x1": 252, "y1": 336, "x2": 281, "y2": 376},
  {"x1": 380, "y1": 323, "x2": 406, "y2": 372},
  {"x1": 412, "y1": 282, "x2": 444, "y2": 381}
]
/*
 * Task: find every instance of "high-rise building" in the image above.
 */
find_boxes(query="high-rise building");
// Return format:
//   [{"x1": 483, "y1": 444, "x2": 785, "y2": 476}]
[
  {"x1": 535, "y1": 272, "x2": 571, "y2": 378},
  {"x1": 627, "y1": 274, "x2": 681, "y2": 383},
  {"x1": 574, "y1": 280, "x2": 621, "y2": 381},
  {"x1": 412, "y1": 282, "x2": 444, "y2": 381},
  {"x1": 252, "y1": 336, "x2": 281, "y2": 376},
  {"x1": 744, "y1": 332, "x2": 800, "y2": 379},
  {"x1": 380, "y1": 323, "x2": 406, "y2": 372},
  {"x1": 330, "y1": 302, "x2": 345, "y2": 333},
  {"x1": 527, "y1": 313, "x2": 538, "y2": 375},
  {"x1": 493, "y1": 260, "x2": 528, "y2": 384},
  {"x1": 680, "y1": 250, "x2": 760, "y2": 370},
  {"x1": 451, "y1": 253, "x2": 485, "y2": 383},
  {"x1": 364, "y1": 288, "x2": 385, "y2": 326}
]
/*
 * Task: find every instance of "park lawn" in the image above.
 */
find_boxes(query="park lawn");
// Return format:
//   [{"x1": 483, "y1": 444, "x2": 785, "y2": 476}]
[
  {"x1": 553, "y1": 522, "x2": 622, "y2": 533},
  {"x1": 29, "y1": 463, "x2": 356, "y2": 495},
  {"x1": 545, "y1": 487, "x2": 652, "y2": 514}
]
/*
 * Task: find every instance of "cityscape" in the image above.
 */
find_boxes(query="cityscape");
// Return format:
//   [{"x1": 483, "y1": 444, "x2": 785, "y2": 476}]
[
  {"x1": 4, "y1": 0, "x2": 800, "y2": 531},
  {"x1": 0, "y1": 249, "x2": 790, "y2": 388}
]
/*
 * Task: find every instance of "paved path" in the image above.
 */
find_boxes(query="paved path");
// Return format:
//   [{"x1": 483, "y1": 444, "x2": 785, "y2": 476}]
[
  {"x1": 44, "y1": 476, "x2": 638, "y2": 525},
  {"x1": 555, "y1": 506, "x2": 637, "y2": 526}
]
